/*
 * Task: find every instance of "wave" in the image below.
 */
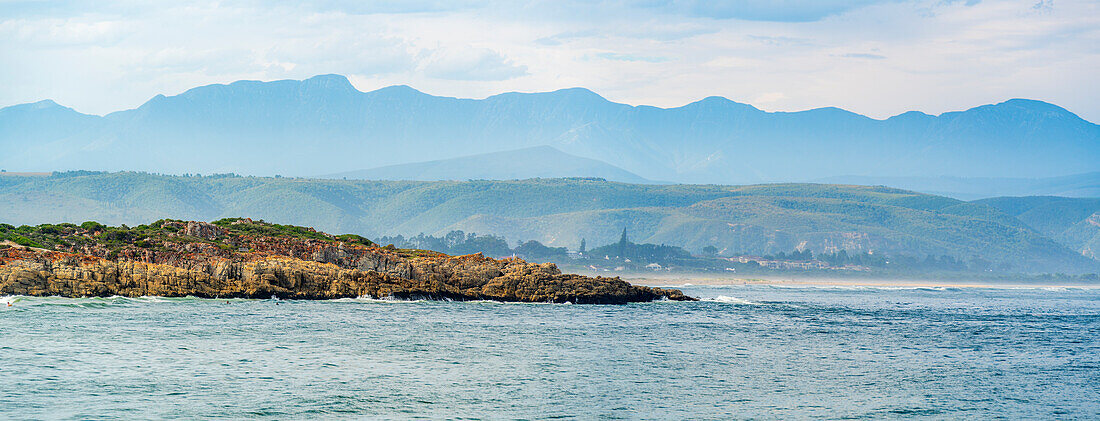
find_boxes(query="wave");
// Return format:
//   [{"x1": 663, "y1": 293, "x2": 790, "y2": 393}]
[
  {"x1": 330, "y1": 296, "x2": 572, "y2": 305},
  {"x1": 669, "y1": 283, "x2": 1099, "y2": 292},
  {"x1": 1, "y1": 295, "x2": 23, "y2": 306},
  {"x1": 0, "y1": 295, "x2": 249, "y2": 309},
  {"x1": 1, "y1": 294, "x2": 588, "y2": 307},
  {"x1": 331, "y1": 296, "x2": 428, "y2": 304},
  {"x1": 706, "y1": 295, "x2": 761, "y2": 305}
]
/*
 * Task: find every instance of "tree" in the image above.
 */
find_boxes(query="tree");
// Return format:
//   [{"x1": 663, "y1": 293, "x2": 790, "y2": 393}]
[
  {"x1": 618, "y1": 227, "x2": 629, "y2": 257},
  {"x1": 702, "y1": 245, "x2": 718, "y2": 256},
  {"x1": 514, "y1": 240, "x2": 568, "y2": 260}
]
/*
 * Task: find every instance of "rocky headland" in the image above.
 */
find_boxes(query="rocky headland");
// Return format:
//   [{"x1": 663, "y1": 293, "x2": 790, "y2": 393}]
[{"x1": 0, "y1": 218, "x2": 693, "y2": 304}]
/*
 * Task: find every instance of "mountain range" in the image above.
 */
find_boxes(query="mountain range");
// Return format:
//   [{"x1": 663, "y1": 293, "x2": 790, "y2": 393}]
[{"x1": 2, "y1": 74, "x2": 1097, "y2": 185}]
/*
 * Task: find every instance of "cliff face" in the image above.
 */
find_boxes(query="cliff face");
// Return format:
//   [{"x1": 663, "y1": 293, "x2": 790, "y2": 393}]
[{"x1": 0, "y1": 220, "x2": 691, "y2": 304}]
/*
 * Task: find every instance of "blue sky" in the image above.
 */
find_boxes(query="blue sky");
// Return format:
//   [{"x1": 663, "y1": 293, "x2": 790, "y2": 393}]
[{"x1": 1, "y1": 0, "x2": 1097, "y2": 121}]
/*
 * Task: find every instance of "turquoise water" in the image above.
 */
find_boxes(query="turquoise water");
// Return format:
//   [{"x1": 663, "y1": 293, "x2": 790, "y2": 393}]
[{"x1": 2, "y1": 285, "x2": 1099, "y2": 419}]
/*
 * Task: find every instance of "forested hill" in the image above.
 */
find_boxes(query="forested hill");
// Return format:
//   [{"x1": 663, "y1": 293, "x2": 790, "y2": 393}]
[
  {"x1": 1, "y1": 172, "x2": 1094, "y2": 273},
  {"x1": 976, "y1": 196, "x2": 1100, "y2": 260}
]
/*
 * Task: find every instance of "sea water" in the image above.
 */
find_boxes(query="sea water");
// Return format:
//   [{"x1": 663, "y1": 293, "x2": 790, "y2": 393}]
[{"x1": 1, "y1": 285, "x2": 1098, "y2": 419}]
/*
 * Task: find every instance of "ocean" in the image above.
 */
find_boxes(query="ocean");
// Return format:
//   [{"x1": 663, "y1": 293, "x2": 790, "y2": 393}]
[{"x1": 2, "y1": 285, "x2": 1098, "y2": 419}]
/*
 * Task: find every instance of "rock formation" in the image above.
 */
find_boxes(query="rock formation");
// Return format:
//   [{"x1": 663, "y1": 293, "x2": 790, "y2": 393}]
[{"x1": 0, "y1": 219, "x2": 692, "y2": 304}]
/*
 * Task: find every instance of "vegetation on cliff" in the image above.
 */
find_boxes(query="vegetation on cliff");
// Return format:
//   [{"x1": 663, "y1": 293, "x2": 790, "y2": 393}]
[{"x1": 0, "y1": 219, "x2": 691, "y2": 303}]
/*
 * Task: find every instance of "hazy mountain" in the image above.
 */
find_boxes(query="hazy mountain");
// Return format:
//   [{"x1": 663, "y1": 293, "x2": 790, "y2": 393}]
[
  {"x1": 0, "y1": 100, "x2": 102, "y2": 165},
  {"x1": 819, "y1": 172, "x2": 1100, "y2": 200},
  {"x1": 323, "y1": 146, "x2": 652, "y2": 183},
  {"x1": 976, "y1": 196, "x2": 1100, "y2": 259},
  {"x1": 1, "y1": 172, "x2": 1095, "y2": 273},
  {"x1": 1, "y1": 74, "x2": 1097, "y2": 184}
]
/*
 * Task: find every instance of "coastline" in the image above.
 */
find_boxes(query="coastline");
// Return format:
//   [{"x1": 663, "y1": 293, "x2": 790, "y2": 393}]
[{"x1": 619, "y1": 273, "x2": 1100, "y2": 289}]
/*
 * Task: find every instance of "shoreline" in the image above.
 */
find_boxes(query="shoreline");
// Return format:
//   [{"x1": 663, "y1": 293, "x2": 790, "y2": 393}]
[{"x1": 620, "y1": 274, "x2": 1100, "y2": 289}]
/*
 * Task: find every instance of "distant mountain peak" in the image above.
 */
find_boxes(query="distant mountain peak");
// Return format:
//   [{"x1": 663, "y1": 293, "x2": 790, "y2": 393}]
[
  {"x1": 301, "y1": 74, "x2": 358, "y2": 93},
  {"x1": 996, "y1": 98, "x2": 1081, "y2": 117},
  {"x1": 168, "y1": 74, "x2": 361, "y2": 101},
  {"x1": 541, "y1": 86, "x2": 611, "y2": 103},
  {"x1": 555, "y1": 87, "x2": 601, "y2": 95},
  {"x1": 999, "y1": 98, "x2": 1059, "y2": 108},
  {"x1": 368, "y1": 84, "x2": 428, "y2": 98},
  {"x1": 949, "y1": 98, "x2": 1090, "y2": 123},
  {"x1": 795, "y1": 106, "x2": 871, "y2": 118},
  {"x1": 546, "y1": 87, "x2": 609, "y2": 103},
  {"x1": 682, "y1": 96, "x2": 761, "y2": 112},
  {"x1": 699, "y1": 96, "x2": 732, "y2": 103},
  {"x1": 31, "y1": 99, "x2": 60, "y2": 109},
  {"x1": 890, "y1": 110, "x2": 934, "y2": 118},
  {"x1": 0, "y1": 98, "x2": 87, "y2": 116}
]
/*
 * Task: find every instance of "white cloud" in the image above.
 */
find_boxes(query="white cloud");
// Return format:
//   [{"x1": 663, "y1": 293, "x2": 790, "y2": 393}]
[
  {"x1": 419, "y1": 47, "x2": 528, "y2": 81},
  {"x1": 0, "y1": 17, "x2": 127, "y2": 46},
  {"x1": 753, "y1": 92, "x2": 787, "y2": 104},
  {"x1": 0, "y1": 0, "x2": 1097, "y2": 122}
]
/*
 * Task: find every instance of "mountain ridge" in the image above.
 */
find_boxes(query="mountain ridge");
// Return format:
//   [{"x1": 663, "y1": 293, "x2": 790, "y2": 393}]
[
  {"x1": 6, "y1": 75, "x2": 1090, "y2": 123},
  {"x1": 2, "y1": 74, "x2": 1096, "y2": 184},
  {"x1": 975, "y1": 196, "x2": 1100, "y2": 260},
  {"x1": 1, "y1": 172, "x2": 1096, "y2": 274},
  {"x1": 819, "y1": 172, "x2": 1100, "y2": 200}
]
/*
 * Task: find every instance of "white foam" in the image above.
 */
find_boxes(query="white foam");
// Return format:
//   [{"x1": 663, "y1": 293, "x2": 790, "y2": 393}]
[
  {"x1": 709, "y1": 295, "x2": 760, "y2": 305},
  {"x1": 331, "y1": 295, "x2": 428, "y2": 303}
]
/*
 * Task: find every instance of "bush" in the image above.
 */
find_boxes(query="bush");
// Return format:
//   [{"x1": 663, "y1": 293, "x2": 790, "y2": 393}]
[
  {"x1": 81, "y1": 221, "x2": 106, "y2": 232},
  {"x1": 335, "y1": 234, "x2": 375, "y2": 246},
  {"x1": 98, "y1": 229, "x2": 133, "y2": 244},
  {"x1": 212, "y1": 218, "x2": 330, "y2": 241},
  {"x1": 11, "y1": 235, "x2": 43, "y2": 248}
]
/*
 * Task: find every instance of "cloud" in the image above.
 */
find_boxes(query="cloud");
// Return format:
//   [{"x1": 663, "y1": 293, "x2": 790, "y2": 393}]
[
  {"x1": 0, "y1": 17, "x2": 128, "y2": 46},
  {"x1": 842, "y1": 53, "x2": 887, "y2": 59},
  {"x1": 639, "y1": 0, "x2": 898, "y2": 22},
  {"x1": 595, "y1": 52, "x2": 670, "y2": 63},
  {"x1": 1, "y1": 0, "x2": 1097, "y2": 123},
  {"x1": 419, "y1": 47, "x2": 528, "y2": 81},
  {"x1": 534, "y1": 30, "x2": 600, "y2": 46},
  {"x1": 753, "y1": 92, "x2": 787, "y2": 104},
  {"x1": 746, "y1": 35, "x2": 814, "y2": 46}
]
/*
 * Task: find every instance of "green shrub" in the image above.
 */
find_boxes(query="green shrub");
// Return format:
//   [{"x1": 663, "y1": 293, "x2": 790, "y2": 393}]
[
  {"x1": 81, "y1": 221, "x2": 106, "y2": 232},
  {"x1": 212, "y1": 218, "x2": 330, "y2": 241},
  {"x1": 11, "y1": 236, "x2": 43, "y2": 248},
  {"x1": 335, "y1": 234, "x2": 375, "y2": 246}
]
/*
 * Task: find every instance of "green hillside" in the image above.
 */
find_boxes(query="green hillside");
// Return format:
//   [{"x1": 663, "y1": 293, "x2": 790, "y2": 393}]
[
  {"x1": 0, "y1": 172, "x2": 1094, "y2": 273},
  {"x1": 975, "y1": 196, "x2": 1100, "y2": 260}
]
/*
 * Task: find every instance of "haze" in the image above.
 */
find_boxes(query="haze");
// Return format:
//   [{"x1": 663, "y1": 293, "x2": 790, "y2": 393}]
[{"x1": 2, "y1": 0, "x2": 1098, "y2": 122}]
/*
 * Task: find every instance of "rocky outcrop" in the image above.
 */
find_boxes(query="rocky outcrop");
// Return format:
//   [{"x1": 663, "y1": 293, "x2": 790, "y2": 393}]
[
  {"x1": 183, "y1": 221, "x2": 226, "y2": 240},
  {"x1": 0, "y1": 221, "x2": 693, "y2": 304}
]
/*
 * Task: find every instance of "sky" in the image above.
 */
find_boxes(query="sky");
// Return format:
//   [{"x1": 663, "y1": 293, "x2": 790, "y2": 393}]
[{"x1": 1, "y1": 0, "x2": 1098, "y2": 122}]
